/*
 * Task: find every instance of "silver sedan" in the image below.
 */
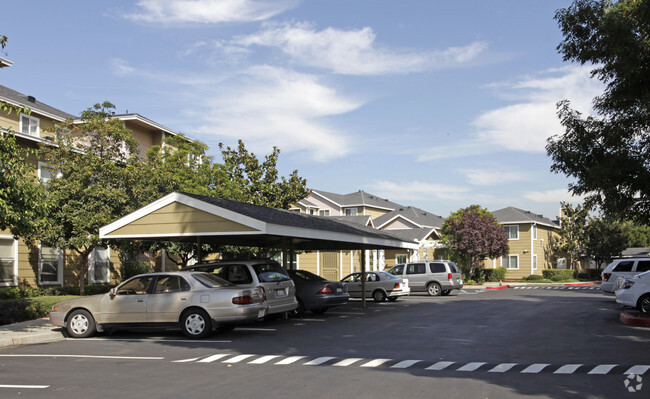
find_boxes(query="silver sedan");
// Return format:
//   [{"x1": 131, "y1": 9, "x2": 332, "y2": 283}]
[
  {"x1": 50, "y1": 272, "x2": 268, "y2": 339},
  {"x1": 341, "y1": 271, "x2": 410, "y2": 302}
]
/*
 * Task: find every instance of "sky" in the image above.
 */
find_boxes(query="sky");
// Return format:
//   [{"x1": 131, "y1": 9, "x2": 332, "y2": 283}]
[{"x1": 1, "y1": 0, "x2": 603, "y2": 221}]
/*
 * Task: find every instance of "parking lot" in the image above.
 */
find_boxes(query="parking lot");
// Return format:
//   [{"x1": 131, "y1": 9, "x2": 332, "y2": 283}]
[{"x1": 1, "y1": 286, "x2": 649, "y2": 398}]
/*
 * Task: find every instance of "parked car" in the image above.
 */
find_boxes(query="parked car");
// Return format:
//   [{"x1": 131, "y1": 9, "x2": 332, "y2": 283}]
[
  {"x1": 49, "y1": 272, "x2": 268, "y2": 339},
  {"x1": 615, "y1": 271, "x2": 650, "y2": 313},
  {"x1": 286, "y1": 270, "x2": 349, "y2": 316},
  {"x1": 601, "y1": 258, "x2": 650, "y2": 294},
  {"x1": 182, "y1": 259, "x2": 298, "y2": 316},
  {"x1": 387, "y1": 260, "x2": 463, "y2": 296},
  {"x1": 341, "y1": 271, "x2": 410, "y2": 302}
]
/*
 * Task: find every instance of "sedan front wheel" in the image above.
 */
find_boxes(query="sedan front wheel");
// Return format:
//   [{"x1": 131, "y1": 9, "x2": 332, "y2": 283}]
[
  {"x1": 639, "y1": 295, "x2": 650, "y2": 314},
  {"x1": 66, "y1": 309, "x2": 96, "y2": 338}
]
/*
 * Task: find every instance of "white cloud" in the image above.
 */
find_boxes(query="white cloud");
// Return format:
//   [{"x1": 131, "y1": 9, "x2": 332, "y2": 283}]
[
  {"x1": 124, "y1": 0, "x2": 298, "y2": 24},
  {"x1": 365, "y1": 180, "x2": 471, "y2": 203},
  {"x1": 461, "y1": 169, "x2": 528, "y2": 186},
  {"x1": 523, "y1": 189, "x2": 584, "y2": 203},
  {"x1": 231, "y1": 22, "x2": 488, "y2": 75},
  {"x1": 111, "y1": 58, "x2": 135, "y2": 76},
  {"x1": 196, "y1": 65, "x2": 362, "y2": 161}
]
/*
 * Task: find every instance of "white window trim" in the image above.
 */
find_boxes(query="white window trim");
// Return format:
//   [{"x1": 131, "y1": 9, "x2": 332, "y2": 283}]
[
  {"x1": 19, "y1": 113, "x2": 40, "y2": 137},
  {"x1": 532, "y1": 254, "x2": 538, "y2": 271},
  {"x1": 501, "y1": 254, "x2": 519, "y2": 270},
  {"x1": 344, "y1": 208, "x2": 358, "y2": 216},
  {"x1": 38, "y1": 244, "x2": 63, "y2": 285},
  {"x1": 532, "y1": 224, "x2": 538, "y2": 240},
  {"x1": 0, "y1": 236, "x2": 19, "y2": 287},
  {"x1": 504, "y1": 225, "x2": 519, "y2": 240},
  {"x1": 319, "y1": 209, "x2": 330, "y2": 216},
  {"x1": 89, "y1": 246, "x2": 111, "y2": 284}
]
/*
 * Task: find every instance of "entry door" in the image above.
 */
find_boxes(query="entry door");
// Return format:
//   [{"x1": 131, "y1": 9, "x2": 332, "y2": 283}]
[{"x1": 320, "y1": 251, "x2": 340, "y2": 281}]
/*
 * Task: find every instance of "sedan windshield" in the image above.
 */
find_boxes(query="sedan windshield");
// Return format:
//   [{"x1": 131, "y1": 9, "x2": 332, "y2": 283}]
[{"x1": 192, "y1": 273, "x2": 234, "y2": 288}]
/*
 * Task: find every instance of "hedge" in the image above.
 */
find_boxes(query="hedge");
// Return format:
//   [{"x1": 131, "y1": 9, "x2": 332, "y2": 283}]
[
  {"x1": 480, "y1": 267, "x2": 507, "y2": 282},
  {"x1": 542, "y1": 269, "x2": 576, "y2": 280}
]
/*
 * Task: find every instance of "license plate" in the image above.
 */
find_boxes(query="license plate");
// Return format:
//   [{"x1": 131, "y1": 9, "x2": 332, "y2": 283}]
[
  {"x1": 336, "y1": 287, "x2": 343, "y2": 293},
  {"x1": 276, "y1": 289, "x2": 287, "y2": 297}
]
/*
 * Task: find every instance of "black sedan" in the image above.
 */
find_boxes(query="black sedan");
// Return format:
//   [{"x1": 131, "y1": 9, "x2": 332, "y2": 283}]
[{"x1": 287, "y1": 270, "x2": 349, "y2": 316}]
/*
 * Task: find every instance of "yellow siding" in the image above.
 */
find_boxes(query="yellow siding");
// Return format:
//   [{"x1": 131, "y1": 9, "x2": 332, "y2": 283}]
[{"x1": 298, "y1": 251, "x2": 318, "y2": 274}]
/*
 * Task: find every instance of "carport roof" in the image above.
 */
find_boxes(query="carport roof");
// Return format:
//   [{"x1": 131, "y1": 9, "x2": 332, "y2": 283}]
[{"x1": 99, "y1": 192, "x2": 419, "y2": 251}]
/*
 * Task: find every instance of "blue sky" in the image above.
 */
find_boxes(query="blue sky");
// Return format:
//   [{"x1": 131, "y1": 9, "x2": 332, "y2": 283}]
[{"x1": 2, "y1": 0, "x2": 602, "y2": 220}]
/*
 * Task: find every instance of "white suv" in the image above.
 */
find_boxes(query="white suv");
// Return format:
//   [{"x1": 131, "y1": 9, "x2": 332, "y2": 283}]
[
  {"x1": 183, "y1": 259, "x2": 298, "y2": 315},
  {"x1": 601, "y1": 258, "x2": 650, "y2": 294}
]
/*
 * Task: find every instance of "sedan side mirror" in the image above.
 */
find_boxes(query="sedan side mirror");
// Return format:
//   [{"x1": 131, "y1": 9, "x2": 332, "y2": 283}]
[{"x1": 109, "y1": 288, "x2": 117, "y2": 298}]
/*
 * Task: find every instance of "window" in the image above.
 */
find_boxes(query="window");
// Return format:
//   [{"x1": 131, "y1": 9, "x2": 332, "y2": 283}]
[
  {"x1": 430, "y1": 263, "x2": 446, "y2": 273},
  {"x1": 153, "y1": 275, "x2": 190, "y2": 294},
  {"x1": 532, "y1": 255, "x2": 538, "y2": 270},
  {"x1": 406, "y1": 263, "x2": 426, "y2": 274},
  {"x1": 504, "y1": 226, "x2": 519, "y2": 240},
  {"x1": 345, "y1": 208, "x2": 358, "y2": 216},
  {"x1": 396, "y1": 254, "x2": 407, "y2": 264},
  {"x1": 502, "y1": 255, "x2": 519, "y2": 269},
  {"x1": 38, "y1": 162, "x2": 61, "y2": 183},
  {"x1": 117, "y1": 275, "x2": 154, "y2": 295},
  {"x1": 319, "y1": 210, "x2": 330, "y2": 216},
  {"x1": 39, "y1": 246, "x2": 63, "y2": 285},
  {"x1": 0, "y1": 238, "x2": 16, "y2": 285},
  {"x1": 89, "y1": 246, "x2": 110, "y2": 284},
  {"x1": 637, "y1": 261, "x2": 650, "y2": 273},
  {"x1": 532, "y1": 225, "x2": 538, "y2": 240},
  {"x1": 613, "y1": 261, "x2": 634, "y2": 272},
  {"x1": 20, "y1": 113, "x2": 40, "y2": 136}
]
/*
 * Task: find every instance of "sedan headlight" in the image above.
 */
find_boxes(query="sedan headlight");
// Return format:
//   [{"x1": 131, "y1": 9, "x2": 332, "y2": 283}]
[{"x1": 621, "y1": 279, "x2": 635, "y2": 289}]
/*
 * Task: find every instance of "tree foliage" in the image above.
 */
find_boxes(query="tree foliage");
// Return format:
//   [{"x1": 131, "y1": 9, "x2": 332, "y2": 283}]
[
  {"x1": 625, "y1": 223, "x2": 650, "y2": 247},
  {"x1": 553, "y1": 202, "x2": 590, "y2": 269},
  {"x1": 38, "y1": 102, "x2": 143, "y2": 294},
  {"x1": 441, "y1": 205, "x2": 509, "y2": 279},
  {"x1": 584, "y1": 217, "x2": 628, "y2": 268},
  {"x1": 547, "y1": 0, "x2": 650, "y2": 223}
]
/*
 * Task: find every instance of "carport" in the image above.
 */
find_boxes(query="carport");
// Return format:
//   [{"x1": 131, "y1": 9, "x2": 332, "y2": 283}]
[{"x1": 99, "y1": 191, "x2": 419, "y2": 307}]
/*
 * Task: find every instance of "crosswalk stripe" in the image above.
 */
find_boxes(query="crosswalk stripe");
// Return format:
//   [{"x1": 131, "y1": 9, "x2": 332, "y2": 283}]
[
  {"x1": 588, "y1": 365, "x2": 617, "y2": 374},
  {"x1": 223, "y1": 354, "x2": 255, "y2": 363},
  {"x1": 554, "y1": 364, "x2": 582, "y2": 374},
  {"x1": 624, "y1": 365, "x2": 650, "y2": 375},
  {"x1": 489, "y1": 363, "x2": 517, "y2": 373},
  {"x1": 391, "y1": 360, "x2": 421, "y2": 369},
  {"x1": 457, "y1": 362, "x2": 486, "y2": 372},
  {"x1": 275, "y1": 356, "x2": 306, "y2": 365},
  {"x1": 521, "y1": 364, "x2": 550, "y2": 373},
  {"x1": 361, "y1": 359, "x2": 391, "y2": 368},
  {"x1": 304, "y1": 357, "x2": 336, "y2": 366},
  {"x1": 248, "y1": 355, "x2": 280, "y2": 364},
  {"x1": 198, "y1": 354, "x2": 229, "y2": 363},
  {"x1": 333, "y1": 358, "x2": 363, "y2": 367},
  {"x1": 425, "y1": 361, "x2": 455, "y2": 371}
]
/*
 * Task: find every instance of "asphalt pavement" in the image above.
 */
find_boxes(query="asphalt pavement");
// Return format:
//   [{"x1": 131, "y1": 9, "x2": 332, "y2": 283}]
[{"x1": 2, "y1": 281, "x2": 647, "y2": 349}]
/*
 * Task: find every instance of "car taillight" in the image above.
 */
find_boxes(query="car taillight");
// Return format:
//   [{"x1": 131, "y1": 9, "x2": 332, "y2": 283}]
[
  {"x1": 232, "y1": 296, "x2": 253, "y2": 305},
  {"x1": 447, "y1": 273, "x2": 453, "y2": 280},
  {"x1": 257, "y1": 285, "x2": 266, "y2": 301},
  {"x1": 603, "y1": 273, "x2": 611, "y2": 281},
  {"x1": 394, "y1": 283, "x2": 401, "y2": 289},
  {"x1": 317, "y1": 285, "x2": 333, "y2": 295}
]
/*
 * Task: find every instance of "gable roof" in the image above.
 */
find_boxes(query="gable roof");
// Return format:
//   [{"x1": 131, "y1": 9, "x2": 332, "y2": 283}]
[
  {"x1": 100, "y1": 192, "x2": 419, "y2": 251},
  {"x1": 0, "y1": 84, "x2": 76, "y2": 121},
  {"x1": 312, "y1": 190, "x2": 403, "y2": 211},
  {"x1": 492, "y1": 207, "x2": 559, "y2": 229},
  {"x1": 380, "y1": 227, "x2": 440, "y2": 243},
  {"x1": 374, "y1": 206, "x2": 445, "y2": 230}
]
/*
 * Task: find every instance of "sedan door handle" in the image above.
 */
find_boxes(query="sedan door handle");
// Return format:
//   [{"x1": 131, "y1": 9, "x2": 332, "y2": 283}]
[
  {"x1": 180, "y1": 297, "x2": 187, "y2": 301},
  {"x1": 137, "y1": 299, "x2": 144, "y2": 303}
]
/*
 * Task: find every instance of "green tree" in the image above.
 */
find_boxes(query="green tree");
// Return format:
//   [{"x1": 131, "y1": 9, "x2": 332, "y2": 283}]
[
  {"x1": 625, "y1": 223, "x2": 650, "y2": 247},
  {"x1": 0, "y1": 104, "x2": 47, "y2": 239},
  {"x1": 584, "y1": 217, "x2": 628, "y2": 268},
  {"x1": 554, "y1": 202, "x2": 590, "y2": 269},
  {"x1": 547, "y1": 0, "x2": 650, "y2": 223},
  {"x1": 441, "y1": 205, "x2": 509, "y2": 280},
  {"x1": 38, "y1": 102, "x2": 143, "y2": 294}
]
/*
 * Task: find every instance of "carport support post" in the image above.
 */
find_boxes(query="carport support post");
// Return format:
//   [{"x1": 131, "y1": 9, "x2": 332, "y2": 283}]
[
  {"x1": 196, "y1": 237, "x2": 202, "y2": 263},
  {"x1": 361, "y1": 248, "x2": 366, "y2": 309}
]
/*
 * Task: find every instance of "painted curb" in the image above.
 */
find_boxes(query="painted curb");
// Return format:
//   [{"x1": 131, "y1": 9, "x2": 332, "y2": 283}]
[
  {"x1": 620, "y1": 311, "x2": 650, "y2": 328},
  {"x1": 485, "y1": 285, "x2": 510, "y2": 290}
]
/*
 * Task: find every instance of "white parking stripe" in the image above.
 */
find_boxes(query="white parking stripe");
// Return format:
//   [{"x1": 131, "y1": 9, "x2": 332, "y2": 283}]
[
  {"x1": 275, "y1": 356, "x2": 306, "y2": 365},
  {"x1": 198, "y1": 354, "x2": 229, "y2": 363},
  {"x1": 624, "y1": 365, "x2": 650, "y2": 375},
  {"x1": 457, "y1": 362, "x2": 486, "y2": 371},
  {"x1": 248, "y1": 355, "x2": 280, "y2": 364},
  {"x1": 304, "y1": 357, "x2": 336, "y2": 366},
  {"x1": 521, "y1": 364, "x2": 550, "y2": 373},
  {"x1": 489, "y1": 363, "x2": 517, "y2": 373},
  {"x1": 391, "y1": 360, "x2": 421, "y2": 369},
  {"x1": 588, "y1": 365, "x2": 618, "y2": 374},
  {"x1": 0, "y1": 385, "x2": 49, "y2": 389},
  {"x1": 333, "y1": 358, "x2": 363, "y2": 367},
  {"x1": 361, "y1": 359, "x2": 391, "y2": 368},
  {"x1": 425, "y1": 361, "x2": 455, "y2": 371},
  {"x1": 223, "y1": 354, "x2": 255, "y2": 363},
  {"x1": 554, "y1": 364, "x2": 582, "y2": 374}
]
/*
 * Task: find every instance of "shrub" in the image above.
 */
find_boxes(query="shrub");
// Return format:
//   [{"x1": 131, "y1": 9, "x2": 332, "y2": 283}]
[
  {"x1": 121, "y1": 260, "x2": 153, "y2": 280},
  {"x1": 523, "y1": 274, "x2": 545, "y2": 281},
  {"x1": 542, "y1": 269, "x2": 576, "y2": 280},
  {"x1": 551, "y1": 275, "x2": 565, "y2": 282},
  {"x1": 482, "y1": 267, "x2": 507, "y2": 282}
]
